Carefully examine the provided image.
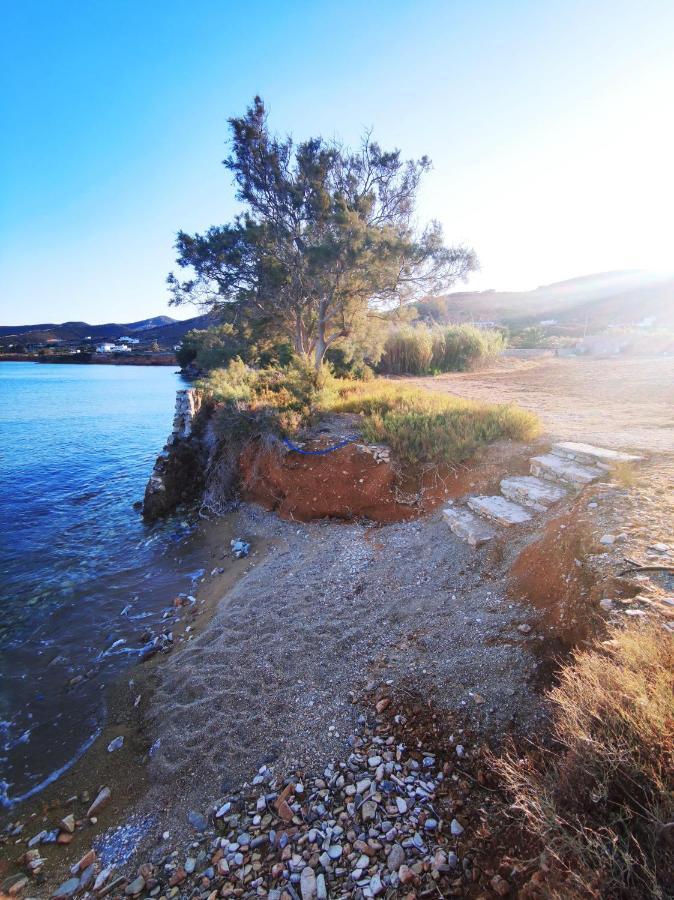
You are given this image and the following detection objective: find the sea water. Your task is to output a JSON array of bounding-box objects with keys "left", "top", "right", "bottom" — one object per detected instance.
[{"left": 0, "top": 362, "right": 199, "bottom": 807}]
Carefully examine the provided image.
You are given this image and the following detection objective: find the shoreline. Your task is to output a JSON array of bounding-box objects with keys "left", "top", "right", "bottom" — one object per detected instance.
[
  {"left": 0, "top": 512, "right": 274, "bottom": 889},
  {"left": 0, "top": 355, "right": 178, "bottom": 366}
]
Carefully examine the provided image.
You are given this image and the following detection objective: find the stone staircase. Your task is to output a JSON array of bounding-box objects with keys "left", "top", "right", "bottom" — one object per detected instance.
[{"left": 443, "top": 441, "right": 644, "bottom": 547}]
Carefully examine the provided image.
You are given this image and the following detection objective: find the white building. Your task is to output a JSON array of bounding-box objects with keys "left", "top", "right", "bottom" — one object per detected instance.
[
  {"left": 118, "top": 336, "right": 140, "bottom": 344},
  {"left": 96, "top": 343, "right": 115, "bottom": 353}
]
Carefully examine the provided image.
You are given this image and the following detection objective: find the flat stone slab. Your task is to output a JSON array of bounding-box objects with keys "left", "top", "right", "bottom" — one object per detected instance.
[
  {"left": 500, "top": 475, "right": 567, "bottom": 511},
  {"left": 442, "top": 504, "right": 496, "bottom": 547},
  {"left": 530, "top": 453, "right": 603, "bottom": 487},
  {"left": 467, "top": 495, "right": 532, "bottom": 526},
  {"left": 551, "top": 441, "right": 644, "bottom": 469}
]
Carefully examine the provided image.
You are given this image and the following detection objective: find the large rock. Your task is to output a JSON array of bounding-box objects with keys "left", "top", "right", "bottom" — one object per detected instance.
[
  {"left": 443, "top": 503, "right": 496, "bottom": 546},
  {"left": 467, "top": 495, "right": 532, "bottom": 526},
  {"left": 500, "top": 475, "right": 567, "bottom": 511},
  {"left": 551, "top": 441, "right": 644, "bottom": 469},
  {"left": 530, "top": 453, "right": 603, "bottom": 488}
]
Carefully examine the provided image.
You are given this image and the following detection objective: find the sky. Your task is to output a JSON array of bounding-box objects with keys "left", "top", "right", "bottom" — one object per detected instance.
[{"left": 1, "top": 0, "right": 674, "bottom": 325}]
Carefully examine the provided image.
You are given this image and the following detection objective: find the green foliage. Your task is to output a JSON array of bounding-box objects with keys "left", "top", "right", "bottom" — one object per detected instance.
[
  {"left": 198, "top": 362, "right": 538, "bottom": 468},
  {"left": 379, "top": 324, "right": 504, "bottom": 374},
  {"left": 177, "top": 325, "right": 292, "bottom": 371},
  {"left": 169, "top": 97, "right": 477, "bottom": 369},
  {"left": 328, "top": 381, "right": 539, "bottom": 466}
]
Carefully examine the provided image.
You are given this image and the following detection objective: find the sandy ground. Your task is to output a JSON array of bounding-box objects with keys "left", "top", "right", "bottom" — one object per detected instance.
[
  {"left": 5, "top": 355, "right": 673, "bottom": 895},
  {"left": 406, "top": 355, "right": 674, "bottom": 453},
  {"left": 146, "top": 498, "right": 546, "bottom": 810}
]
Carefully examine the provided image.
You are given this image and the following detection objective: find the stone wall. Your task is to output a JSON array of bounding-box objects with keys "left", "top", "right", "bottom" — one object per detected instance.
[{"left": 142, "top": 389, "right": 207, "bottom": 520}]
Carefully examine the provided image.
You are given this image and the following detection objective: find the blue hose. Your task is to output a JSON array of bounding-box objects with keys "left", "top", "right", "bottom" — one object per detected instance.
[{"left": 282, "top": 435, "right": 360, "bottom": 456}]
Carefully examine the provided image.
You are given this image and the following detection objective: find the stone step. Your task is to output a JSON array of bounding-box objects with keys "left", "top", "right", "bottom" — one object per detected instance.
[
  {"left": 551, "top": 441, "right": 644, "bottom": 469},
  {"left": 442, "top": 503, "right": 496, "bottom": 547},
  {"left": 530, "top": 453, "right": 603, "bottom": 487},
  {"left": 500, "top": 475, "right": 568, "bottom": 511},
  {"left": 466, "top": 495, "right": 532, "bottom": 526}
]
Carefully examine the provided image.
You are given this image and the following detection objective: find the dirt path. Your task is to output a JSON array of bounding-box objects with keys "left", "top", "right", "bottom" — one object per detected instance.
[{"left": 406, "top": 356, "right": 674, "bottom": 453}]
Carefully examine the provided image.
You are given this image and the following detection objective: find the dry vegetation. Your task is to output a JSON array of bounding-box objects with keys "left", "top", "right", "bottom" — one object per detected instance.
[
  {"left": 494, "top": 624, "right": 674, "bottom": 899},
  {"left": 198, "top": 359, "right": 539, "bottom": 468},
  {"left": 379, "top": 323, "right": 505, "bottom": 375}
]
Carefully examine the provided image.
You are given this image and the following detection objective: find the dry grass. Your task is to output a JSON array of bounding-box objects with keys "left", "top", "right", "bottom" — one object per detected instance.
[
  {"left": 379, "top": 323, "right": 505, "bottom": 375},
  {"left": 198, "top": 362, "right": 540, "bottom": 468},
  {"left": 329, "top": 380, "right": 539, "bottom": 466},
  {"left": 612, "top": 460, "right": 640, "bottom": 489},
  {"left": 494, "top": 623, "right": 674, "bottom": 899}
]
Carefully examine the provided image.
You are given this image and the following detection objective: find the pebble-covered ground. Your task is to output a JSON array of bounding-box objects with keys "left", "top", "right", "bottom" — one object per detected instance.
[{"left": 3, "top": 448, "right": 671, "bottom": 899}]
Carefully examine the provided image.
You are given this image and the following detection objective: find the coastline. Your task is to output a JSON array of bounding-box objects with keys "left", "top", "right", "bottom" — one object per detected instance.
[
  {"left": 0, "top": 354, "right": 178, "bottom": 366},
  {"left": 0, "top": 512, "right": 274, "bottom": 890}
]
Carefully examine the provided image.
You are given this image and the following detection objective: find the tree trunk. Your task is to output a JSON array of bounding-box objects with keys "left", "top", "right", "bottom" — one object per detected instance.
[{"left": 314, "top": 299, "right": 328, "bottom": 371}]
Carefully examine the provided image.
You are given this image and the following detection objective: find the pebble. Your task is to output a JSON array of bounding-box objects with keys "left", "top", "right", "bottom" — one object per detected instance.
[
  {"left": 450, "top": 818, "right": 464, "bottom": 836},
  {"left": 107, "top": 735, "right": 125, "bottom": 753},
  {"left": 65, "top": 715, "right": 483, "bottom": 899},
  {"left": 300, "top": 865, "right": 316, "bottom": 900},
  {"left": 387, "top": 843, "right": 406, "bottom": 871},
  {"left": 187, "top": 810, "right": 208, "bottom": 831},
  {"left": 600, "top": 534, "right": 616, "bottom": 545}
]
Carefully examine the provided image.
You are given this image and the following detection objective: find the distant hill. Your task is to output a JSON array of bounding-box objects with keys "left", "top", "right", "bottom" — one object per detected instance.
[
  {"left": 0, "top": 313, "right": 215, "bottom": 348},
  {"left": 420, "top": 271, "right": 674, "bottom": 331}
]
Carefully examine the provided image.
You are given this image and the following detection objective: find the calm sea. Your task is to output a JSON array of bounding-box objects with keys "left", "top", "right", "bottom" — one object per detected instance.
[{"left": 0, "top": 362, "right": 202, "bottom": 808}]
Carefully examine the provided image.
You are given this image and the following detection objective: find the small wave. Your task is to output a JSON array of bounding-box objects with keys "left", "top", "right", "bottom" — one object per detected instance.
[{"left": 0, "top": 726, "right": 101, "bottom": 808}]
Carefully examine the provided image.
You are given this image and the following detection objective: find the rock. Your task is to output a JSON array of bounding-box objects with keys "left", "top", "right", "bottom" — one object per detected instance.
[
  {"left": 443, "top": 504, "right": 497, "bottom": 547},
  {"left": 60, "top": 814, "right": 75, "bottom": 834},
  {"left": 361, "top": 800, "right": 377, "bottom": 822},
  {"left": 316, "top": 873, "right": 327, "bottom": 900},
  {"left": 450, "top": 818, "right": 464, "bottom": 836},
  {"left": 107, "top": 735, "right": 125, "bottom": 752},
  {"left": 600, "top": 534, "right": 616, "bottom": 545},
  {"left": 398, "top": 864, "right": 415, "bottom": 885},
  {"left": 517, "top": 623, "right": 532, "bottom": 634},
  {"left": 500, "top": 475, "right": 567, "bottom": 511},
  {"left": 424, "top": 818, "right": 438, "bottom": 830},
  {"left": 467, "top": 495, "right": 532, "bottom": 526},
  {"left": 77, "top": 849, "right": 96, "bottom": 871},
  {"left": 370, "top": 873, "right": 384, "bottom": 895},
  {"left": 375, "top": 698, "right": 390, "bottom": 713},
  {"left": 87, "top": 786, "right": 111, "bottom": 817},
  {"left": 395, "top": 797, "right": 407, "bottom": 814},
  {"left": 300, "top": 866, "right": 316, "bottom": 900},
  {"left": 530, "top": 453, "right": 603, "bottom": 488},
  {"left": 125, "top": 875, "right": 146, "bottom": 896},
  {"left": 231, "top": 539, "right": 250, "bottom": 559},
  {"left": 551, "top": 441, "right": 643, "bottom": 467},
  {"left": 187, "top": 810, "right": 208, "bottom": 831},
  {"left": 387, "top": 843, "right": 406, "bottom": 872},
  {"left": 491, "top": 874, "right": 510, "bottom": 895},
  {"left": 7, "top": 877, "right": 28, "bottom": 896},
  {"left": 52, "top": 877, "right": 80, "bottom": 899},
  {"left": 599, "top": 598, "right": 614, "bottom": 611}
]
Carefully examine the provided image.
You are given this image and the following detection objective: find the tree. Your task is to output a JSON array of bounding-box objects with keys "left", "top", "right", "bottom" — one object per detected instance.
[{"left": 168, "top": 97, "right": 477, "bottom": 370}]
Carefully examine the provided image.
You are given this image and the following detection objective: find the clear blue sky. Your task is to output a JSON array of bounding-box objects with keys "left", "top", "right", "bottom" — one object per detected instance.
[{"left": 2, "top": 0, "right": 673, "bottom": 325}]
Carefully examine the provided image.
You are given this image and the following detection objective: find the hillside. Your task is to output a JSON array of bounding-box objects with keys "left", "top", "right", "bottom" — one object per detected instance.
[
  {"left": 422, "top": 270, "right": 674, "bottom": 330},
  {"left": 0, "top": 313, "right": 215, "bottom": 348}
]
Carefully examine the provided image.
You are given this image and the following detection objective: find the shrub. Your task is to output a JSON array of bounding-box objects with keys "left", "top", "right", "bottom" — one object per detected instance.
[
  {"left": 379, "top": 324, "right": 505, "bottom": 375},
  {"left": 494, "top": 624, "right": 674, "bottom": 899},
  {"left": 329, "top": 381, "right": 539, "bottom": 466},
  {"left": 379, "top": 326, "right": 435, "bottom": 375}
]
